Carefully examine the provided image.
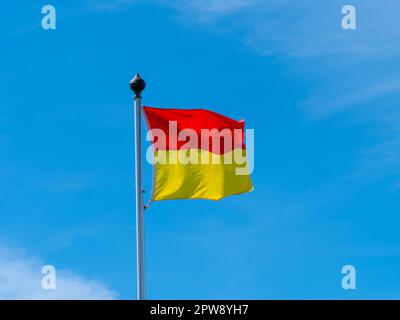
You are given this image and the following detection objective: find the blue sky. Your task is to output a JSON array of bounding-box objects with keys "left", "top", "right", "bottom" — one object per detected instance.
[{"left": 1, "top": 0, "right": 400, "bottom": 299}]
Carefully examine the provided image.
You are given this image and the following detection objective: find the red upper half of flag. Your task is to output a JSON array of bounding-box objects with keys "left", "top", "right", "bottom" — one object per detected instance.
[{"left": 143, "top": 106, "right": 246, "bottom": 154}]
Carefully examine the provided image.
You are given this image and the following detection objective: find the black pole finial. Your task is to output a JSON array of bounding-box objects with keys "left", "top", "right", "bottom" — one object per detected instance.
[{"left": 130, "top": 74, "right": 146, "bottom": 98}]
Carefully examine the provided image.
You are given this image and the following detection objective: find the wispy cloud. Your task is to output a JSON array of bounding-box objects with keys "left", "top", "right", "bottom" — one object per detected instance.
[
  {"left": 88, "top": 0, "right": 400, "bottom": 90},
  {"left": 88, "top": 0, "right": 142, "bottom": 12},
  {"left": 89, "top": 0, "right": 261, "bottom": 14},
  {"left": 302, "top": 79, "right": 400, "bottom": 119},
  {"left": 161, "top": 0, "right": 400, "bottom": 180},
  {"left": 170, "top": 0, "right": 264, "bottom": 21},
  {"left": 88, "top": 0, "right": 400, "bottom": 180},
  {"left": 0, "top": 244, "right": 117, "bottom": 299}
]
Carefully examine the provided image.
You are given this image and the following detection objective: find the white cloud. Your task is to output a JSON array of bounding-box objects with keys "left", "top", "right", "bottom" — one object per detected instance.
[{"left": 0, "top": 244, "right": 117, "bottom": 299}]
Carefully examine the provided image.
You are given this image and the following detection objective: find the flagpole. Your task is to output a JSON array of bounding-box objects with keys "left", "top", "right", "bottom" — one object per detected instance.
[{"left": 130, "top": 74, "right": 146, "bottom": 300}]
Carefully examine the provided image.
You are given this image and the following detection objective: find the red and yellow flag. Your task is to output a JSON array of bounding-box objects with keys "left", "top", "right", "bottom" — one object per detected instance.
[{"left": 143, "top": 106, "right": 253, "bottom": 201}]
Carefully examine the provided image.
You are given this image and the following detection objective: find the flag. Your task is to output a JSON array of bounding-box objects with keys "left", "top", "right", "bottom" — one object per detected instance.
[{"left": 143, "top": 106, "right": 253, "bottom": 201}]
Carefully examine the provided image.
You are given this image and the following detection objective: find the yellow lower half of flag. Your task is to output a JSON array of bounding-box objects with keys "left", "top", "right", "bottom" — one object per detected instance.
[{"left": 151, "top": 149, "right": 253, "bottom": 201}]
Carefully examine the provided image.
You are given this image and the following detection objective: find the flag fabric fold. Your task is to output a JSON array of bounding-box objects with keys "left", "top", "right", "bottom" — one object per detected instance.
[{"left": 143, "top": 106, "right": 253, "bottom": 201}]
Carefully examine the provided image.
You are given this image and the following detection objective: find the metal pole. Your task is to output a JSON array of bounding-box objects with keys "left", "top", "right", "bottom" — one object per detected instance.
[{"left": 130, "top": 74, "right": 146, "bottom": 300}]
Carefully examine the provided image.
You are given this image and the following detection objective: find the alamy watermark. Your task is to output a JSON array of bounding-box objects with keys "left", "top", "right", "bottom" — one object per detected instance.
[
  {"left": 145, "top": 121, "right": 254, "bottom": 175},
  {"left": 341, "top": 5, "right": 356, "bottom": 30},
  {"left": 41, "top": 265, "right": 56, "bottom": 290},
  {"left": 341, "top": 265, "right": 356, "bottom": 290},
  {"left": 41, "top": 5, "right": 56, "bottom": 30}
]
